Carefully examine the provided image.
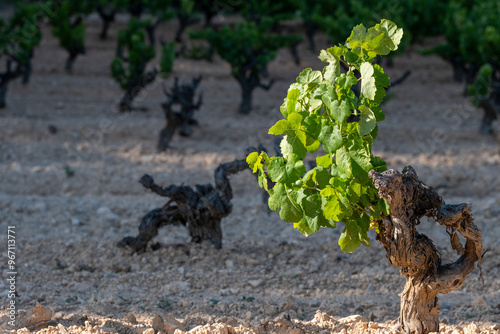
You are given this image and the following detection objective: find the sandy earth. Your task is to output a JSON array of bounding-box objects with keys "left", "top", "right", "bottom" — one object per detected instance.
[{"left": 0, "top": 13, "right": 499, "bottom": 334}]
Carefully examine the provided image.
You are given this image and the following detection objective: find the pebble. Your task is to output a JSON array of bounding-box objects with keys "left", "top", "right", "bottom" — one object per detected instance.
[
  {"left": 71, "top": 218, "right": 82, "bottom": 225},
  {"left": 248, "top": 279, "right": 263, "bottom": 288},
  {"left": 338, "top": 315, "right": 366, "bottom": 325},
  {"left": 225, "top": 259, "right": 235, "bottom": 268},
  {"left": 463, "top": 323, "right": 480, "bottom": 334},
  {"left": 471, "top": 296, "right": 488, "bottom": 307}
]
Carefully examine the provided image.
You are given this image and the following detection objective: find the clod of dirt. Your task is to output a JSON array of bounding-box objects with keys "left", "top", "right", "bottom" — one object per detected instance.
[
  {"left": 16, "top": 304, "right": 53, "bottom": 330},
  {"left": 152, "top": 314, "right": 185, "bottom": 333}
]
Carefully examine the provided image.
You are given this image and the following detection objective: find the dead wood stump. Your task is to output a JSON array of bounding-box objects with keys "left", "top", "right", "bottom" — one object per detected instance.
[{"left": 118, "top": 159, "right": 247, "bottom": 251}]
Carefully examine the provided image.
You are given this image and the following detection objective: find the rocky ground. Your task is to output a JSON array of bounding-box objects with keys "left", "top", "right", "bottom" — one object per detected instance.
[{"left": 0, "top": 13, "right": 499, "bottom": 334}]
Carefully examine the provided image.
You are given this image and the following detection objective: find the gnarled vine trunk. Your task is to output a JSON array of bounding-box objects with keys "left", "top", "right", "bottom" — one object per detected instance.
[
  {"left": 369, "top": 166, "right": 482, "bottom": 334},
  {"left": 118, "top": 159, "right": 247, "bottom": 252}
]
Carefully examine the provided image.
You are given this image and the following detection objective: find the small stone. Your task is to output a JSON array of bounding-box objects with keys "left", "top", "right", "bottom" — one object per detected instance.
[
  {"left": 97, "top": 206, "right": 111, "bottom": 215},
  {"left": 178, "top": 299, "right": 191, "bottom": 308},
  {"left": 57, "top": 324, "right": 68, "bottom": 334},
  {"left": 152, "top": 314, "right": 184, "bottom": 333},
  {"left": 352, "top": 321, "right": 368, "bottom": 331},
  {"left": 248, "top": 279, "right": 263, "bottom": 288},
  {"left": 125, "top": 314, "right": 137, "bottom": 324},
  {"left": 471, "top": 296, "right": 488, "bottom": 307},
  {"left": 244, "top": 311, "right": 253, "bottom": 320},
  {"left": 71, "top": 218, "right": 82, "bottom": 225},
  {"left": 463, "top": 323, "right": 479, "bottom": 334},
  {"left": 338, "top": 315, "right": 366, "bottom": 325},
  {"left": 225, "top": 260, "right": 234, "bottom": 268},
  {"left": 219, "top": 288, "right": 232, "bottom": 296},
  {"left": 16, "top": 304, "right": 53, "bottom": 329},
  {"left": 142, "top": 329, "right": 155, "bottom": 334},
  {"left": 167, "top": 281, "right": 189, "bottom": 291}
]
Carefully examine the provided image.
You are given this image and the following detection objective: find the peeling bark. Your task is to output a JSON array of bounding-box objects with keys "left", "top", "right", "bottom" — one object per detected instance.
[
  {"left": 369, "top": 166, "right": 482, "bottom": 334},
  {"left": 118, "top": 159, "right": 247, "bottom": 252}
]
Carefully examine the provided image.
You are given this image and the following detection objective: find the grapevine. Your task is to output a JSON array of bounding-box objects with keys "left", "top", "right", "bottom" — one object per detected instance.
[{"left": 247, "top": 19, "right": 402, "bottom": 252}]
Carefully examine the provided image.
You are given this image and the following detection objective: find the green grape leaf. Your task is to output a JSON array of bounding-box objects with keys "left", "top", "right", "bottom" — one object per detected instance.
[
  {"left": 339, "top": 220, "right": 361, "bottom": 253},
  {"left": 316, "top": 154, "right": 332, "bottom": 168},
  {"left": 294, "top": 221, "right": 314, "bottom": 236},
  {"left": 360, "top": 62, "right": 376, "bottom": 100},
  {"left": 320, "top": 187, "right": 335, "bottom": 197},
  {"left": 246, "top": 152, "right": 259, "bottom": 172},
  {"left": 358, "top": 213, "right": 371, "bottom": 247},
  {"left": 358, "top": 105, "right": 376, "bottom": 136},
  {"left": 324, "top": 196, "right": 341, "bottom": 221},
  {"left": 269, "top": 119, "right": 292, "bottom": 135},
  {"left": 338, "top": 192, "right": 353, "bottom": 216},
  {"left": 284, "top": 88, "right": 301, "bottom": 117},
  {"left": 319, "top": 48, "right": 340, "bottom": 83},
  {"left": 302, "top": 113, "right": 322, "bottom": 139},
  {"left": 346, "top": 24, "right": 367, "bottom": 50},
  {"left": 267, "top": 156, "right": 285, "bottom": 182},
  {"left": 268, "top": 183, "right": 303, "bottom": 222},
  {"left": 328, "top": 100, "right": 351, "bottom": 123},
  {"left": 280, "top": 132, "right": 307, "bottom": 160},
  {"left": 280, "top": 194, "right": 303, "bottom": 222},
  {"left": 335, "top": 147, "right": 352, "bottom": 178},
  {"left": 284, "top": 155, "right": 306, "bottom": 186},
  {"left": 379, "top": 19, "right": 403, "bottom": 52},
  {"left": 269, "top": 112, "right": 302, "bottom": 135},
  {"left": 373, "top": 64, "right": 390, "bottom": 87},
  {"left": 268, "top": 183, "right": 285, "bottom": 211},
  {"left": 297, "top": 68, "right": 322, "bottom": 85},
  {"left": 371, "top": 156, "right": 387, "bottom": 172},
  {"left": 318, "top": 124, "right": 342, "bottom": 153},
  {"left": 300, "top": 193, "right": 326, "bottom": 233}
]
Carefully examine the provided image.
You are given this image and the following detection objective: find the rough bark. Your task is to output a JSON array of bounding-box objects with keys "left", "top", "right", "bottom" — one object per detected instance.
[
  {"left": 119, "top": 69, "right": 158, "bottom": 112},
  {"left": 0, "top": 80, "right": 8, "bottom": 109},
  {"left": 158, "top": 76, "right": 203, "bottom": 150},
  {"left": 0, "top": 59, "right": 23, "bottom": 108},
  {"left": 304, "top": 19, "right": 318, "bottom": 52},
  {"left": 64, "top": 17, "right": 85, "bottom": 72},
  {"left": 235, "top": 65, "right": 274, "bottom": 115},
  {"left": 97, "top": 5, "right": 116, "bottom": 40},
  {"left": 118, "top": 159, "right": 247, "bottom": 252},
  {"left": 478, "top": 98, "right": 498, "bottom": 135},
  {"left": 173, "top": 1, "right": 199, "bottom": 43},
  {"left": 369, "top": 166, "right": 482, "bottom": 334},
  {"left": 289, "top": 42, "right": 301, "bottom": 65}
]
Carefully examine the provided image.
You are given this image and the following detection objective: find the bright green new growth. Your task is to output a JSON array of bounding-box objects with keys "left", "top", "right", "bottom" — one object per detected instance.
[{"left": 247, "top": 19, "right": 402, "bottom": 253}]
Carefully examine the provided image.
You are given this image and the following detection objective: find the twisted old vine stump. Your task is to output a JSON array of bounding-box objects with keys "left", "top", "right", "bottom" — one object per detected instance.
[
  {"left": 118, "top": 159, "right": 247, "bottom": 252},
  {"left": 158, "top": 76, "right": 203, "bottom": 151},
  {"left": 369, "top": 166, "right": 482, "bottom": 334}
]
